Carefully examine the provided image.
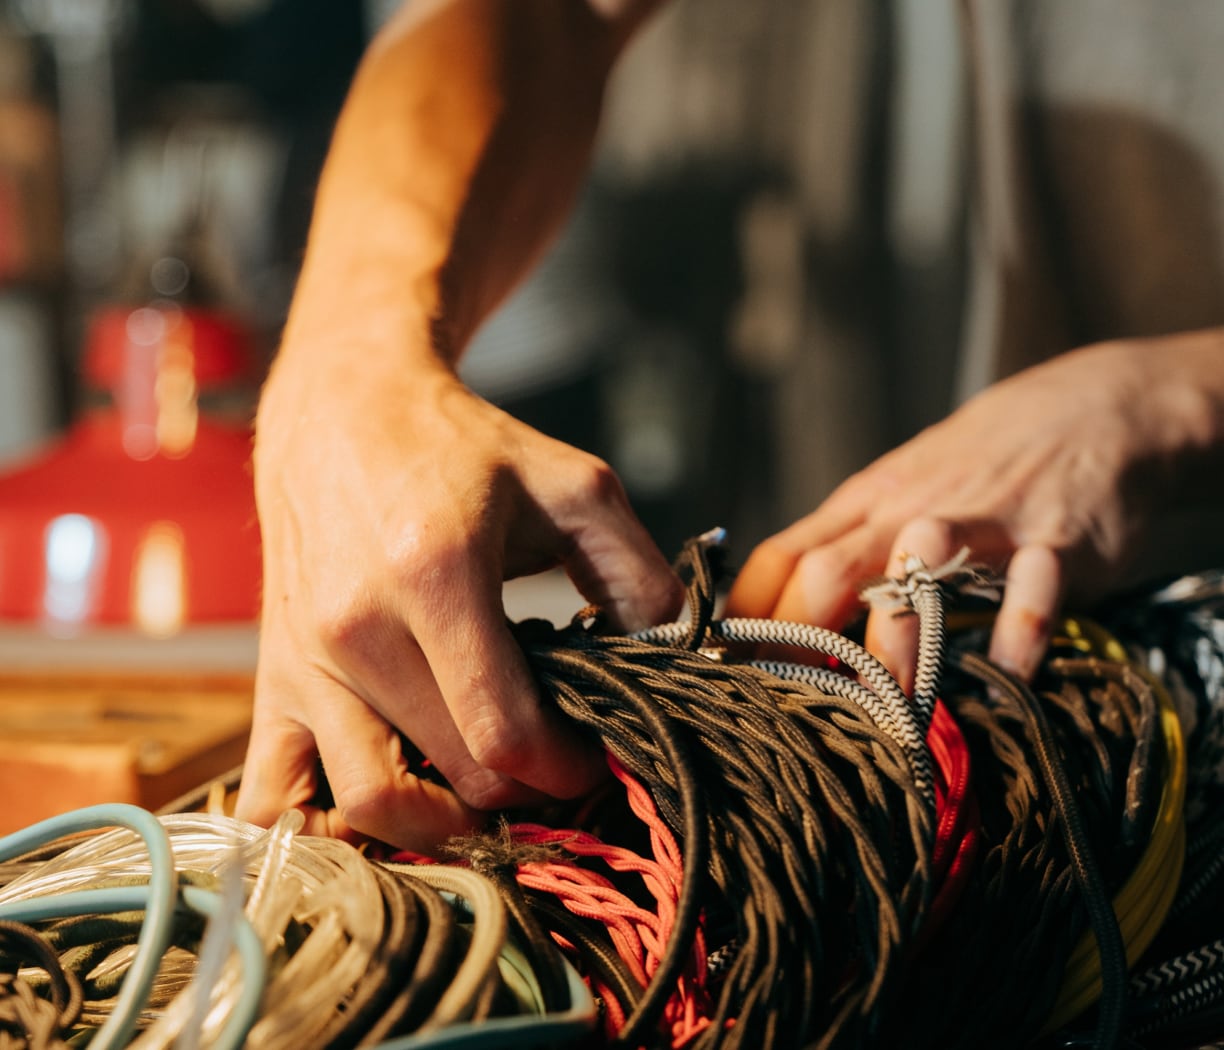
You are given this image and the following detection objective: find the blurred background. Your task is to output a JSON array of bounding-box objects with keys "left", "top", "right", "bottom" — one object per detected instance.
[{"left": 0, "top": 0, "right": 968, "bottom": 642}]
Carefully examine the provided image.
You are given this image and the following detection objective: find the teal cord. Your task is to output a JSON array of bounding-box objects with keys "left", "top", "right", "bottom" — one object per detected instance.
[
  {"left": 0, "top": 804, "right": 177, "bottom": 1050},
  {"left": 179, "top": 885, "right": 267, "bottom": 1050},
  {"left": 0, "top": 884, "right": 265, "bottom": 1050}
]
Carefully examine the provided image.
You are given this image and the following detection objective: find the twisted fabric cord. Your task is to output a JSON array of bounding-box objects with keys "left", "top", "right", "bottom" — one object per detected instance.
[
  {"left": 523, "top": 645, "right": 709, "bottom": 1050},
  {"left": 635, "top": 617, "right": 934, "bottom": 809},
  {"left": 859, "top": 547, "right": 1001, "bottom": 737},
  {"left": 525, "top": 896, "right": 641, "bottom": 1033},
  {"left": 953, "top": 650, "right": 1128, "bottom": 1050},
  {"left": 513, "top": 536, "right": 935, "bottom": 1047},
  {"left": 881, "top": 632, "right": 1164, "bottom": 1048},
  {"left": 509, "top": 753, "right": 710, "bottom": 1045},
  {"left": 0, "top": 919, "right": 82, "bottom": 1050}
]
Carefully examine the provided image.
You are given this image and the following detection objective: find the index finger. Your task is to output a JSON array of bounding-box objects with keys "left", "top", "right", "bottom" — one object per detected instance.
[
  {"left": 408, "top": 557, "right": 608, "bottom": 803},
  {"left": 727, "top": 505, "right": 871, "bottom": 620}
]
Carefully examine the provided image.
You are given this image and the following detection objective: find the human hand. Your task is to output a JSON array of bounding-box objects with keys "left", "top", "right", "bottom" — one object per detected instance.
[
  {"left": 726, "top": 334, "right": 1220, "bottom": 692},
  {"left": 235, "top": 351, "right": 682, "bottom": 853}
]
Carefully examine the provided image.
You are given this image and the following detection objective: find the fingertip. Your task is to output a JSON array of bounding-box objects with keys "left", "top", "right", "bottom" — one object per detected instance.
[
  {"left": 769, "top": 537, "right": 886, "bottom": 631},
  {"left": 234, "top": 717, "right": 320, "bottom": 828},
  {"left": 863, "top": 518, "right": 973, "bottom": 696},
  {"left": 725, "top": 538, "right": 801, "bottom": 619},
  {"left": 989, "top": 544, "right": 1063, "bottom": 681}
]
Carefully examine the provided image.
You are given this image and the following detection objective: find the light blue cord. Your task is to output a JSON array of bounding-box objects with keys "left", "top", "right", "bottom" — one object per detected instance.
[
  {"left": 179, "top": 885, "right": 267, "bottom": 1050},
  {"left": 0, "top": 884, "right": 265, "bottom": 1050},
  {"left": 0, "top": 803, "right": 177, "bottom": 1050}
]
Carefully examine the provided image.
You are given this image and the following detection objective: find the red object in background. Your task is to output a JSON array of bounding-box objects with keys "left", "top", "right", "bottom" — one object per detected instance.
[{"left": 0, "top": 302, "right": 261, "bottom": 631}]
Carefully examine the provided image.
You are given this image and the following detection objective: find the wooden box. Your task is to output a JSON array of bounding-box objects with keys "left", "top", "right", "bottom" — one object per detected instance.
[{"left": 0, "top": 670, "right": 252, "bottom": 834}]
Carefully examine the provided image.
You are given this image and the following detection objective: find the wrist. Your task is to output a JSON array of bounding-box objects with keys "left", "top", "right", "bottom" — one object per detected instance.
[
  {"left": 256, "top": 321, "right": 459, "bottom": 470},
  {"left": 1146, "top": 327, "right": 1224, "bottom": 508},
  {"left": 1087, "top": 328, "right": 1224, "bottom": 512}
]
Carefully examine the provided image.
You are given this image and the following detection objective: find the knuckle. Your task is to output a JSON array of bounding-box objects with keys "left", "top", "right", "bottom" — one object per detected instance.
[
  {"left": 753, "top": 532, "right": 795, "bottom": 564},
  {"left": 463, "top": 709, "right": 530, "bottom": 776},
  {"left": 897, "top": 514, "right": 957, "bottom": 547},
  {"left": 796, "top": 545, "right": 865, "bottom": 591},
  {"left": 570, "top": 454, "right": 625, "bottom": 507},
  {"left": 887, "top": 516, "right": 959, "bottom": 568},
  {"left": 386, "top": 524, "right": 479, "bottom": 609},
  {"left": 311, "top": 525, "right": 482, "bottom": 653},
  {"left": 312, "top": 581, "right": 380, "bottom": 652},
  {"left": 331, "top": 777, "right": 396, "bottom": 837},
  {"left": 449, "top": 769, "right": 523, "bottom": 812}
]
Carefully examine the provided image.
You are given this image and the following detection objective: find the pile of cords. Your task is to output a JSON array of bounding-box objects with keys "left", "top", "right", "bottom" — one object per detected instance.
[
  {"left": 1081, "top": 573, "right": 1224, "bottom": 1050},
  {"left": 499, "top": 531, "right": 974, "bottom": 1049},
  {"left": 499, "top": 534, "right": 1182, "bottom": 1050},
  {"left": 0, "top": 529, "right": 1211, "bottom": 1049},
  {"left": 0, "top": 805, "right": 598, "bottom": 1049},
  {"left": 883, "top": 618, "right": 1184, "bottom": 1049}
]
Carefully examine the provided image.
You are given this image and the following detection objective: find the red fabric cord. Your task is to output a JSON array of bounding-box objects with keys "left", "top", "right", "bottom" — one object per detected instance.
[
  {"left": 921, "top": 700, "right": 981, "bottom": 945},
  {"left": 511, "top": 753, "right": 711, "bottom": 1046}
]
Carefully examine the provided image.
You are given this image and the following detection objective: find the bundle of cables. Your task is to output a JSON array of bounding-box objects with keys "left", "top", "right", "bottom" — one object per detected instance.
[
  {"left": 0, "top": 806, "right": 598, "bottom": 1049},
  {"left": 0, "top": 530, "right": 1210, "bottom": 1049},
  {"left": 1083, "top": 574, "right": 1224, "bottom": 1050}
]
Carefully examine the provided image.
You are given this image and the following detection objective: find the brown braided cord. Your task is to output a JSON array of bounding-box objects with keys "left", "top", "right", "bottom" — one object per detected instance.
[
  {"left": 0, "top": 919, "right": 82, "bottom": 1050},
  {"left": 514, "top": 617, "right": 935, "bottom": 1050},
  {"left": 0, "top": 973, "right": 66, "bottom": 1050},
  {"left": 881, "top": 643, "right": 1163, "bottom": 1050}
]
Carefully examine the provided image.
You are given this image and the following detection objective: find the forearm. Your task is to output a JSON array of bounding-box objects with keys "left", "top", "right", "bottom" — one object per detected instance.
[{"left": 280, "top": 0, "right": 656, "bottom": 374}]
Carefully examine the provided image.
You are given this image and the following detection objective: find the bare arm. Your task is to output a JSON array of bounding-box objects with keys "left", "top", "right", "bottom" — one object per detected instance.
[
  {"left": 236, "top": 0, "right": 678, "bottom": 853},
  {"left": 286, "top": 0, "right": 662, "bottom": 363}
]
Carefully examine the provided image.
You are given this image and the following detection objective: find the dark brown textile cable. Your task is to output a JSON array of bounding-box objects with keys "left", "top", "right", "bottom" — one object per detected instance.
[
  {"left": 460, "top": 854, "right": 572, "bottom": 1015},
  {"left": 525, "top": 642, "right": 710, "bottom": 1050},
  {"left": 956, "top": 651, "right": 1128, "bottom": 1049},
  {"left": 525, "top": 895, "right": 644, "bottom": 1022},
  {"left": 892, "top": 650, "right": 1131, "bottom": 1050},
  {"left": 313, "top": 862, "right": 424, "bottom": 1050},
  {"left": 0, "top": 919, "right": 82, "bottom": 1050},
  {"left": 356, "top": 868, "right": 461, "bottom": 1046},
  {"left": 510, "top": 594, "right": 934, "bottom": 1048},
  {"left": 872, "top": 638, "right": 1162, "bottom": 1050}
]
